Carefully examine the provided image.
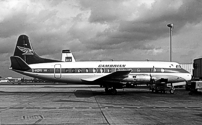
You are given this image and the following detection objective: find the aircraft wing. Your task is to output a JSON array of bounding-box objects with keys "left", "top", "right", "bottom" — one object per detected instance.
[{"left": 81, "top": 70, "right": 131, "bottom": 82}]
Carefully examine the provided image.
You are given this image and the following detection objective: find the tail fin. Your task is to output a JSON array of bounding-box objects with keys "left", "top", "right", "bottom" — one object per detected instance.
[{"left": 13, "top": 35, "right": 61, "bottom": 64}]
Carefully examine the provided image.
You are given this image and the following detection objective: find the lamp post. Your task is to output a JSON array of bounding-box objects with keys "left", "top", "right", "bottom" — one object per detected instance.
[{"left": 167, "top": 23, "right": 173, "bottom": 62}]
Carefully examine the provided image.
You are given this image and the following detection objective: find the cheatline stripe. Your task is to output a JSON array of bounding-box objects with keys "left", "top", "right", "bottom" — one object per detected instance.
[{"left": 30, "top": 68, "right": 188, "bottom": 74}]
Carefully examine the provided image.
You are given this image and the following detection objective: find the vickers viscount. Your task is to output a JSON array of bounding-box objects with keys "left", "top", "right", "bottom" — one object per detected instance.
[{"left": 10, "top": 35, "right": 191, "bottom": 94}]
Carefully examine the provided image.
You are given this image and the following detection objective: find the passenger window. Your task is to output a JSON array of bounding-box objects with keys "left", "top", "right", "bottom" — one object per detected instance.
[
  {"left": 153, "top": 67, "right": 156, "bottom": 72},
  {"left": 71, "top": 68, "right": 75, "bottom": 73},
  {"left": 161, "top": 68, "right": 165, "bottom": 73},
  {"left": 137, "top": 68, "right": 140, "bottom": 72},
  {"left": 85, "top": 68, "right": 89, "bottom": 73},
  {"left": 107, "top": 68, "right": 111, "bottom": 73},
  {"left": 56, "top": 68, "right": 60, "bottom": 73},
  {"left": 93, "top": 68, "right": 97, "bottom": 73},
  {"left": 65, "top": 69, "right": 69, "bottom": 73},
  {"left": 100, "top": 68, "right": 104, "bottom": 73},
  {"left": 78, "top": 69, "right": 82, "bottom": 73}
]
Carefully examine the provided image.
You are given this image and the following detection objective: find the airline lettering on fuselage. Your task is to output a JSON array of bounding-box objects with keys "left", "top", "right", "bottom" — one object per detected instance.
[{"left": 98, "top": 64, "right": 126, "bottom": 68}]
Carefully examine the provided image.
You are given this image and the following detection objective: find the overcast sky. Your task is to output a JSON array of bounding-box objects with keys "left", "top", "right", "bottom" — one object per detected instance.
[{"left": 1, "top": 0, "right": 202, "bottom": 77}]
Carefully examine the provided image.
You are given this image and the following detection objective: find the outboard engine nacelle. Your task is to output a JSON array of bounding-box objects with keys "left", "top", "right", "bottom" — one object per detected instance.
[{"left": 123, "top": 75, "right": 151, "bottom": 82}]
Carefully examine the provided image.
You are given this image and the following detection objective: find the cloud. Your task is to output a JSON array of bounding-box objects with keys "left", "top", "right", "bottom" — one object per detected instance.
[
  {"left": 0, "top": 0, "right": 202, "bottom": 77},
  {"left": 75, "top": 0, "right": 202, "bottom": 51}
]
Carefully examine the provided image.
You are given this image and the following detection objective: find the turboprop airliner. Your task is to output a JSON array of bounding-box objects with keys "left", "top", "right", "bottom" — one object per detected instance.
[{"left": 10, "top": 35, "right": 191, "bottom": 94}]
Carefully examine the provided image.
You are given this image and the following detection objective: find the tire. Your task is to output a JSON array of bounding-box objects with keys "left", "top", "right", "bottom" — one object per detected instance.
[
  {"left": 111, "top": 89, "right": 117, "bottom": 95},
  {"left": 170, "top": 89, "right": 174, "bottom": 94},
  {"left": 105, "top": 88, "right": 109, "bottom": 94}
]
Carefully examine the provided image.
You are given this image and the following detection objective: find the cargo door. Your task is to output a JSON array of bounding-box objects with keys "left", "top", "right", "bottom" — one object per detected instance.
[{"left": 54, "top": 64, "right": 61, "bottom": 79}]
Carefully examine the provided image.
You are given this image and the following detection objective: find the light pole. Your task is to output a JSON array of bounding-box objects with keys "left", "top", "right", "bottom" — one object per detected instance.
[{"left": 167, "top": 23, "right": 173, "bottom": 62}]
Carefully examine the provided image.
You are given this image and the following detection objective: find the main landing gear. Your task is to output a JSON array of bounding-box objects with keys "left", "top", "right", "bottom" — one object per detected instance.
[{"left": 105, "top": 87, "right": 117, "bottom": 95}]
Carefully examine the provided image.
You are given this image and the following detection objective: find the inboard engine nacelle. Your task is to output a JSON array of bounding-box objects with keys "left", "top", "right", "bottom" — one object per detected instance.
[{"left": 123, "top": 75, "right": 151, "bottom": 82}]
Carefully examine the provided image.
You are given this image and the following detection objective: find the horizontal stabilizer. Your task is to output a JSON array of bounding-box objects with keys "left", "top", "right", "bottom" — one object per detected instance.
[{"left": 10, "top": 56, "right": 31, "bottom": 71}]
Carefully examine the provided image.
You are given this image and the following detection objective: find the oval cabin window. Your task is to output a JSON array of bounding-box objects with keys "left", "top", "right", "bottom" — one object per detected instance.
[
  {"left": 71, "top": 69, "right": 75, "bottom": 73},
  {"left": 93, "top": 68, "right": 97, "bottom": 73},
  {"left": 85, "top": 69, "right": 89, "bottom": 73},
  {"left": 78, "top": 69, "right": 82, "bottom": 73}
]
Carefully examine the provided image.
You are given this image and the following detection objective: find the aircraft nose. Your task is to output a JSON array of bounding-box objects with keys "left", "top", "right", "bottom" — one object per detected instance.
[
  {"left": 179, "top": 74, "right": 192, "bottom": 82},
  {"left": 185, "top": 74, "right": 192, "bottom": 81}
]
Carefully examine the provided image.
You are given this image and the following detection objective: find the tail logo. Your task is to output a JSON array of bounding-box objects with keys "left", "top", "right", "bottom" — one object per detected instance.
[{"left": 17, "top": 46, "right": 34, "bottom": 55}]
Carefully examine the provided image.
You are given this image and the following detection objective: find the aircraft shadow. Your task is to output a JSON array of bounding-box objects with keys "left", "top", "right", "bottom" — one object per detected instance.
[{"left": 0, "top": 89, "right": 154, "bottom": 97}]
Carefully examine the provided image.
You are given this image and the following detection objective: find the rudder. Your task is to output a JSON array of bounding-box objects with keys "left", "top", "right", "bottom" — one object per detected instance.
[{"left": 14, "top": 35, "right": 34, "bottom": 60}]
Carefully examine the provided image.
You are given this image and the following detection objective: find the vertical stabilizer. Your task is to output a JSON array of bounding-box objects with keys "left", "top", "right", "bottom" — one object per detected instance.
[
  {"left": 13, "top": 35, "right": 61, "bottom": 64},
  {"left": 14, "top": 35, "right": 34, "bottom": 61}
]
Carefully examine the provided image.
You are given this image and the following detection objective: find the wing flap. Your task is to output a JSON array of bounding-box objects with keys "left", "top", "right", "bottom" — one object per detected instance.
[{"left": 81, "top": 76, "right": 104, "bottom": 82}]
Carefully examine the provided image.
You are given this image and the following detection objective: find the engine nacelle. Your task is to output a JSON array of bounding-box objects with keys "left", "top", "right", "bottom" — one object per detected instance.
[{"left": 123, "top": 75, "right": 151, "bottom": 82}]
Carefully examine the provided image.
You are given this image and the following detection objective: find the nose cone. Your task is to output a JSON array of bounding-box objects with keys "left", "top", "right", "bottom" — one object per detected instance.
[{"left": 185, "top": 74, "right": 192, "bottom": 81}]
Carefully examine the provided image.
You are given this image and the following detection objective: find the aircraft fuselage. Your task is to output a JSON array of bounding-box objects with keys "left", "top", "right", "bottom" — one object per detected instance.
[{"left": 14, "top": 61, "right": 191, "bottom": 84}]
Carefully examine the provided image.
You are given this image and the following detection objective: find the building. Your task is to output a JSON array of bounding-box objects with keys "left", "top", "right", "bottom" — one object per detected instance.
[{"left": 180, "top": 63, "right": 193, "bottom": 76}]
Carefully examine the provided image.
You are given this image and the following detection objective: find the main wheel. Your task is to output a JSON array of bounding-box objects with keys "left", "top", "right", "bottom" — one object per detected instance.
[
  {"left": 170, "top": 89, "right": 174, "bottom": 94},
  {"left": 105, "top": 87, "right": 110, "bottom": 94},
  {"left": 111, "top": 89, "right": 117, "bottom": 95}
]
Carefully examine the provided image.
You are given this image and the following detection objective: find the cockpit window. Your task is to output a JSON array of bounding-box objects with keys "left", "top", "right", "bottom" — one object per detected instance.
[{"left": 176, "top": 65, "right": 181, "bottom": 69}]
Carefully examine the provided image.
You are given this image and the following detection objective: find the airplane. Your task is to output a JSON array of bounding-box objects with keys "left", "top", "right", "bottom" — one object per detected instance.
[{"left": 10, "top": 35, "right": 192, "bottom": 94}]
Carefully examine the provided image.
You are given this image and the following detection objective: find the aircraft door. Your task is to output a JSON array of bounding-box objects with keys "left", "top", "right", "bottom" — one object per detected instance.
[{"left": 54, "top": 64, "right": 61, "bottom": 79}]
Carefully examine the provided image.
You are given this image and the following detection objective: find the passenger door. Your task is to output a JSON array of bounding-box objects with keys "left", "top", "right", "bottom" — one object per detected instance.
[{"left": 54, "top": 64, "right": 61, "bottom": 79}]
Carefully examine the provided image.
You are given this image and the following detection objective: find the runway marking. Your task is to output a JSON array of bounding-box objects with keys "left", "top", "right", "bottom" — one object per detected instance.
[
  {"left": 92, "top": 107, "right": 100, "bottom": 109},
  {"left": 42, "top": 107, "right": 56, "bottom": 109},
  {"left": 75, "top": 107, "right": 89, "bottom": 109},
  {"left": 2, "top": 106, "right": 202, "bottom": 110},
  {"left": 26, "top": 107, "right": 40, "bottom": 109},
  {"left": 9, "top": 107, "right": 24, "bottom": 109},
  {"left": 187, "top": 107, "right": 201, "bottom": 109},
  {"left": 0, "top": 107, "right": 7, "bottom": 109},
  {"left": 58, "top": 107, "right": 73, "bottom": 109}
]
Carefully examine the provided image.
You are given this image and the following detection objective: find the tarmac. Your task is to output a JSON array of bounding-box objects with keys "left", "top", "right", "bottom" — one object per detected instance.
[{"left": 0, "top": 84, "right": 201, "bottom": 125}]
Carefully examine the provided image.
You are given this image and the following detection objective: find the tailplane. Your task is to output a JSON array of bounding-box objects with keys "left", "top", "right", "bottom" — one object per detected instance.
[
  {"left": 10, "top": 56, "right": 31, "bottom": 71},
  {"left": 13, "top": 35, "right": 61, "bottom": 64}
]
